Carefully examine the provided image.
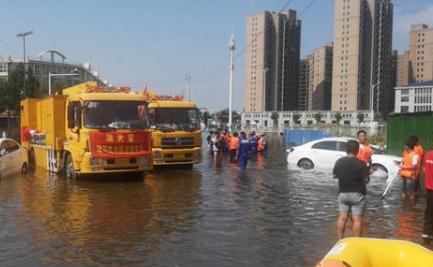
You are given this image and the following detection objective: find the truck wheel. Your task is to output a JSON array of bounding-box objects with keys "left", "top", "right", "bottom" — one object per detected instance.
[
  {"left": 65, "top": 154, "right": 76, "bottom": 179},
  {"left": 28, "top": 149, "right": 36, "bottom": 173}
]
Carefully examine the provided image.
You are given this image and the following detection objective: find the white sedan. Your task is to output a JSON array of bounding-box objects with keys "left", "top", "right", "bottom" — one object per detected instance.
[
  {"left": 286, "top": 137, "right": 401, "bottom": 180},
  {"left": 0, "top": 138, "right": 28, "bottom": 179}
]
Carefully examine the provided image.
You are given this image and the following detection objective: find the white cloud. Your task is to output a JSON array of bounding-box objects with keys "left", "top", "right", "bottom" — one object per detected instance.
[{"left": 394, "top": 5, "right": 433, "bottom": 51}]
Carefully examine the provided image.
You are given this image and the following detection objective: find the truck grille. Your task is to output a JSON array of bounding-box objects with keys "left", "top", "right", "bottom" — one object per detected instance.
[{"left": 161, "top": 137, "right": 194, "bottom": 147}]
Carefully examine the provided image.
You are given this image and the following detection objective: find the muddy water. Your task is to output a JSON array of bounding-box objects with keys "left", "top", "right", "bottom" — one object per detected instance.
[{"left": 0, "top": 136, "right": 428, "bottom": 266}]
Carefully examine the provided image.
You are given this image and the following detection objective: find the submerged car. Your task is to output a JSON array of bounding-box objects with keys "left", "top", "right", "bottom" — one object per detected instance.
[
  {"left": 0, "top": 138, "right": 28, "bottom": 179},
  {"left": 286, "top": 137, "right": 401, "bottom": 179}
]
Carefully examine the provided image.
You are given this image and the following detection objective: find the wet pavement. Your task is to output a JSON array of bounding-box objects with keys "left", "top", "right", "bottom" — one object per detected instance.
[{"left": 0, "top": 135, "right": 430, "bottom": 266}]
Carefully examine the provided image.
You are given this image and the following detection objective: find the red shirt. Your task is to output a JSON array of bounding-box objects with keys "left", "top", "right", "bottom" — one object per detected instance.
[{"left": 423, "top": 150, "right": 433, "bottom": 190}]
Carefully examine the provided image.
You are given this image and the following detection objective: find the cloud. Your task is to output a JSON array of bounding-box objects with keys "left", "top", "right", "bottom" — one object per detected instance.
[{"left": 393, "top": 5, "right": 433, "bottom": 51}]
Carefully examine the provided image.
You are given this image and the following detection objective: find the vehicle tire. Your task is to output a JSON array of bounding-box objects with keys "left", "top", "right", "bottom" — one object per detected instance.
[
  {"left": 371, "top": 164, "right": 388, "bottom": 179},
  {"left": 298, "top": 158, "right": 314, "bottom": 170},
  {"left": 28, "top": 149, "right": 36, "bottom": 173},
  {"left": 21, "top": 162, "right": 28, "bottom": 175},
  {"left": 65, "top": 154, "right": 76, "bottom": 179}
]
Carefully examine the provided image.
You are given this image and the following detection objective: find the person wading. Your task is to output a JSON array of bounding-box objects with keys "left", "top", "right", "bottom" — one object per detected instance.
[
  {"left": 229, "top": 132, "right": 240, "bottom": 162},
  {"left": 237, "top": 132, "right": 251, "bottom": 170},
  {"left": 422, "top": 148, "right": 433, "bottom": 244},
  {"left": 399, "top": 140, "right": 420, "bottom": 201},
  {"left": 409, "top": 135, "right": 424, "bottom": 196},
  {"left": 356, "top": 130, "right": 373, "bottom": 168},
  {"left": 257, "top": 132, "right": 268, "bottom": 153},
  {"left": 333, "top": 140, "right": 370, "bottom": 239},
  {"left": 211, "top": 131, "right": 225, "bottom": 164}
]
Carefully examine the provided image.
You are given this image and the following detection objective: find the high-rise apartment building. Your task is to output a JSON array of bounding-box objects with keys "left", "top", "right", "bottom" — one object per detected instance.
[
  {"left": 409, "top": 24, "right": 433, "bottom": 83},
  {"left": 244, "top": 10, "right": 301, "bottom": 112},
  {"left": 331, "top": 0, "right": 393, "bottom": 114},
  {"left": 298, "top": 55, "right": 313, "bottom": 110},
  {"left": 396, "top": 51, "right": 411, "bottom": 87},
  {"left": 311, "top": 44, "right": 333, "bottom": 110}
]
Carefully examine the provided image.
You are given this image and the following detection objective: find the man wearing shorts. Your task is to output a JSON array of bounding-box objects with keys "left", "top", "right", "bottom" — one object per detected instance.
[{"left": 333, "top": 140, "right": 370, "bottom": 239}]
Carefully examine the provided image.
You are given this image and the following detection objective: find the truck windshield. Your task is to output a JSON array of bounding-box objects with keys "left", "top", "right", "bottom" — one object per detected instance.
[
  {"left": 84, "top": 101, "right": 149, "bottom": 129},
  {"left": 149, "top": 108, "right": 200, "bottom": 131}
]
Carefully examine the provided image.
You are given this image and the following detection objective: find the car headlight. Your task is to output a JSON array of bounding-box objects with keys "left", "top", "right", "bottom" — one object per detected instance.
[
  {"left": 89, "top": 157, "right": 101, "bottom": 166},
  {"left": 154, "top": 151, "right": 162, "bottom": 159}
]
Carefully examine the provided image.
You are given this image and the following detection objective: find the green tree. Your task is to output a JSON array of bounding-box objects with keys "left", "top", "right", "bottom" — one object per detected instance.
[
  {"left": 292, "top": 113, "right": 300, "bottom": 125},
  {"left": 334, "top": 112, "right": 342, "bottom": 125},
  {"left": 271, "top": 111, "right": 279, "bottom": 127},
  {"left": 0, "top": 65, "right": 24, "bottom": 112},
  {"left": 314, "top": 112, "right": 322, "bottom": 124},
  {"left": 375, "top": 112, "right": 385, "bottom": 122},
  {"left": 357, "top": 113, "right": 365, "bottom": 124}
]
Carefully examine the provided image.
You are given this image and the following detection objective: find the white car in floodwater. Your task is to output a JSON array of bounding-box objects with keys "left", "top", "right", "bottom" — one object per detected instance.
[
  {"left": 0, "top": 138, "right": 28, "bottom": 179},
  {"left": 286, "top": 137, "right": 401, "bottom": 180}
]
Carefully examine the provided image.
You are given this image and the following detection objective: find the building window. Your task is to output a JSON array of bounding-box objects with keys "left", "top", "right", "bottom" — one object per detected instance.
[
  {"left": 401, "top": 106, "right": 409, "bottom": 113},
  {"left": 401, "top": 96, "right": 409, "bottom": 102}
]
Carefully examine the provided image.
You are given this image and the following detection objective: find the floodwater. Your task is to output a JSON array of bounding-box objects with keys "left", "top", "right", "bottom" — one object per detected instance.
[{"left": 0, "top": 136, "right": 430, "bottom": 266}]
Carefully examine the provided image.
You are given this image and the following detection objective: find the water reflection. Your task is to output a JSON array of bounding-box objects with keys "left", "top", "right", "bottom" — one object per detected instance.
[{"left": 0, "top": 135, "right": 430, "bottom": 266}]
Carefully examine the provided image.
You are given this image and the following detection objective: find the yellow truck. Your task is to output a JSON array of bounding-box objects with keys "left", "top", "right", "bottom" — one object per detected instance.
[
  {"left": 20, "top": 82, "right": 153, "bottom": 178},
  {"left": 143, "top": 90, "right": 202, "bottom": 167}
]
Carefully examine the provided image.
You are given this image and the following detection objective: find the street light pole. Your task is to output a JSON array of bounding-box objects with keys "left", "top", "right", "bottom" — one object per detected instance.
[
  {"left": 48, "top": 73, "right": 78, "bottom": 95},
  {"left": 262, "top": 67, "right": 268, "bottom": 131},
  {"left": 228, "top": 34, "right": 236, "bottom": 130},
  {"left": 16, "top": 31, "right": 34, "bottom": 78},
  {"left": 16, "top": 31, "right": 34, "bottom": 97}
]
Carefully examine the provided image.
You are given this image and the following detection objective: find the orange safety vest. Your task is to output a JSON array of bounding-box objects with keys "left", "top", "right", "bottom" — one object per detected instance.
[
  {"left": 357, "top": 143, "right": 372, "bottom": 164},
  {"left": 258, "top": 137, "right": 266, "bottom": 151},
  {"left": 230, "top": 137, "right": 239, "bottom": 150},
  {"left": 403, "top": 144, "right": 424, "bottom": 176},
  {"left": 399, "top": 151, "right": 418, "bottom": 179}
]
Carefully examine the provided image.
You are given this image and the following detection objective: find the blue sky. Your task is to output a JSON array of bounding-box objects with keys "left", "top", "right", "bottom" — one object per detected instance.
[{"left": 1, "top": 0, "right": 433, "bottom": 111}]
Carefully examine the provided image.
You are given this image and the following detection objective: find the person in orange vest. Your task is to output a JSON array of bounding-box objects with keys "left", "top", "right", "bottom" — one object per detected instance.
[
  {"left": 409, "top": 135, "right": 424, "bottom": 195},
  {"left": 356, "top": 130, "right": 373, "bottom": 169},
  {"left": 229, "top": 132, "right": 240, "bottom": 161},
  {"left": 257, "top": 132, "right": 268, "bottom": 153},
  {"left": 399, "top": 140, "right": 420, "bottom": 201}
]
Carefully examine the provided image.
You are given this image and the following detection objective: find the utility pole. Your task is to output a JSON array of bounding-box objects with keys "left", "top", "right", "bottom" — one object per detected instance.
[
  {"left": 368, "top": 11, "right": 375, "bottom": 124},
  {"left": 228, "top": 34, "right": 236, "bottom": 129},
  {"left": 185, "top": 73, "right": 191, "bottom": 101}
]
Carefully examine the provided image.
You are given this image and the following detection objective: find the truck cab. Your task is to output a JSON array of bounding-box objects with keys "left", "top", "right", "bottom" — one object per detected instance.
[{"left": 148, "top": 101, "right": 202, "bottom": 167}]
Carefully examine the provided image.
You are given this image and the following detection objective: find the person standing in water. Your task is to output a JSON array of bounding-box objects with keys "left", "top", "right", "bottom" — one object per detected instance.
[
  {"left": 237, "top": 132, "right": 251, "bottom": 170},
  {"left": 333, "top": 140, "right": 370, "bottom": 239}
]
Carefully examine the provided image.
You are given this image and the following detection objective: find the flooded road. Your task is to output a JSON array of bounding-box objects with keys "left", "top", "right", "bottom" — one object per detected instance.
[{"left": 0, "top": 136, "right": 429, "bottom": 266}]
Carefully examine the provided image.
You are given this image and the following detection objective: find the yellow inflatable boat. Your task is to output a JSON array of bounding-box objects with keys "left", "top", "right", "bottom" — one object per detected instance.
[{"left": 316, "top": 237, "right": 433, "bottom": 267}]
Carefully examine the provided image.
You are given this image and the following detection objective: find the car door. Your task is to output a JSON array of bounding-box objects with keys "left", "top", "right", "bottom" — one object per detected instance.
[
  {"left": 336, "top": 141, "right": 348, "bottom": 161},
  {"left": 0, "top": 140, "right": 12, "bottom": 177},
  {"left": 310, "top": 141, "right": 339, "bottom": 169},
  {"left": 5, "top": 140, "right": 21, "bottom": 174}
]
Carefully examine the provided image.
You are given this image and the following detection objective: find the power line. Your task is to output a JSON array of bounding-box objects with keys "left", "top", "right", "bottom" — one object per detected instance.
[
  {"left": 299, "top": 0, "right": 319, "bottom": 17},
  {"left": 0, "top": 39, "right": 20, "bottom": 57}
]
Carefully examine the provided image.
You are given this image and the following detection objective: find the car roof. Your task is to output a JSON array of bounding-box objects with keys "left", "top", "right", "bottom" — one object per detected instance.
[{"left": 311, "top": 137, "right": 355, "bottom": 142}]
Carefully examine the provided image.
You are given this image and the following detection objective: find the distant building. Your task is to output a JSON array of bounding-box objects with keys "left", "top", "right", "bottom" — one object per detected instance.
[
  {"left": 244, "top": 10, "right": 301, "bottom": 112},
  {"left": 332, "top": 0, "right": 393, "bottom": 115},
  {"left": 396, "top": 50, "right": 411, "bottom": 87},
  {"left": 388, "top": 50, "right": 398, "bottom": 114},
  {"left": 394, "top": 81, "right": 433, "bottom": 113},
  {"left": 0, "top": 50, "right": 104, "bottom": 88},
  {"left": 409, "top": 24, "right": 433, "bottom": 83},
  {"left": 241, "top": 110, "right": 371, "bottom": 129},
  {"left": 298, "top": 55, "right": 313, "bottom": 111},
  {"left": 299, "top": 44, "right": 333, "bottom": 111},
  {"left": 311, "top": 43, "right": 333, "bottom": 110}
]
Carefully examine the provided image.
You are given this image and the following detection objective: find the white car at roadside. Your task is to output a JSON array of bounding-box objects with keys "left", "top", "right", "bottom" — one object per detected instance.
[
  {"left": 0, "top": 138, "right": 28, "bottom": 179},
  {"left": 286, "top": 137, "right": 401, "bottom": 180}
]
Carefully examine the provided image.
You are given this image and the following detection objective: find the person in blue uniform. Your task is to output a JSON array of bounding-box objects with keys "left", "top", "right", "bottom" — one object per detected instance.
[{"left": 237, "top": 131, "right": 251, "bottom": 170}]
